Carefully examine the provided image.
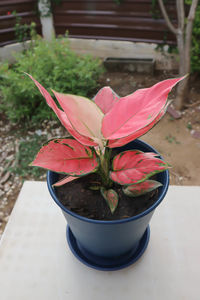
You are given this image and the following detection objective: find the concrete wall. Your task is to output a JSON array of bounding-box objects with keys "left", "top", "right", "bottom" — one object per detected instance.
[
  {"left": 0, "top": 38, "right": 178, "bottom": 72},
  {"left": 69, "top": 39, "right": 178, "bottom": 71}
]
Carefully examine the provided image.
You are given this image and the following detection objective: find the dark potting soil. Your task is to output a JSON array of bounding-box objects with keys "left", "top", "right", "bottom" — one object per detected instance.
[{"left": 55, "top": 173, "right": 159, "bottom": 221}]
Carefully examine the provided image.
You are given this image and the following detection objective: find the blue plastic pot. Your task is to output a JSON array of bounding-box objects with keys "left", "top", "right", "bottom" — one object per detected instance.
[{"left": 47, "top": 139, "right": 169, "bottom": 271}]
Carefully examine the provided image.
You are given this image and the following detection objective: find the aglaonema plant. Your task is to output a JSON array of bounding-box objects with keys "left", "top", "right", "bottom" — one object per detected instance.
[{"left": 28, "top": 74, "right": 184, "bottom": 214}]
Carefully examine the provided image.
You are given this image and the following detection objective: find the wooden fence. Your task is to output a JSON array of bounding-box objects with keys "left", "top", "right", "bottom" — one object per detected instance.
[
  {"left": 0, "top": 0, "right": 41, "bottom": 47},
  {"left": 52, "top": 0, "right": 176, "bottom": 44},
  {"left": 0, "top": 0, "right": 177, "bottom": 47}
]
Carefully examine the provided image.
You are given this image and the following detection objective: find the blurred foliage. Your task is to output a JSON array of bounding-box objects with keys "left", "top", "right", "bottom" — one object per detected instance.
[
  {"left": 9, "top": 134, "right": 47, "bottom": 179},
  {"left": 186, "top": 0, "right": 200, "bottom": 73},
  {"left": 0, "top": 32, "right": 104, "bottom": 124}
]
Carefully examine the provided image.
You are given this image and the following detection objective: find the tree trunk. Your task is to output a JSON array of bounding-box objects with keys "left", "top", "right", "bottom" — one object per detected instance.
[
  {"left": 174, "top": 77, "right": 189, "bottom": 110},
  {"left": 158, "top": 0, "right": 199, "bottom": 110},
  {"left": 174, "top": 30, "right": 188, "bottom": 110},
  {"left": 176, "top": 31, "right": 185, "bottom": 75}
]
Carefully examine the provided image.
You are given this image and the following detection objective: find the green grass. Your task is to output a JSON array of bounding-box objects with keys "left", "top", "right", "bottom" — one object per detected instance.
[{"left": 165, "top": 134, "right": 180, "bottom": 144}]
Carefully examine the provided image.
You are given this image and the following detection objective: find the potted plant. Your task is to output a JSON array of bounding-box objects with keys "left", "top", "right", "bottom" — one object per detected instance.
[{"left": 28, "top": 74, "right": 184, "bottom": 270}]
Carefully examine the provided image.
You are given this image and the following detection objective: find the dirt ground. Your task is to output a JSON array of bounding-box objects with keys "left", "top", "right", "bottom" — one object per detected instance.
[{"left": 0, "top": 71, "right": 200, "bottom": 237}]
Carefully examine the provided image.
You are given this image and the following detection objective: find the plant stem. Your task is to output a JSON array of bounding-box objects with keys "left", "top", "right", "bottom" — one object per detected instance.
[{"left": 98, "top": 147, "right": 113, "bottom": 188}]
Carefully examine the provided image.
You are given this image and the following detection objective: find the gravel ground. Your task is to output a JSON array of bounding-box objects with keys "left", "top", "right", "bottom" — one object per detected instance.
[{"left": 0, "top": 117, "right": 66, "bottom": 238}]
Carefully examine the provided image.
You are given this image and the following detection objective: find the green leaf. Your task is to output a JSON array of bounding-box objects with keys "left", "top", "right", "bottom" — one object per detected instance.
[
  {"left": 89, "top": 185, "right": 101, "bottom": 191},
  {"left": 100, "top": 188, "right": 119, "bottom": 214},
  {"left": 123, "top": 180, "right": 162, "bottom": 197}
]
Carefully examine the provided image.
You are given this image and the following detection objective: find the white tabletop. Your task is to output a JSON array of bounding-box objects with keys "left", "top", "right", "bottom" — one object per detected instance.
[{"left": 0, "top": 182, "right": 200, "bottom": 300}]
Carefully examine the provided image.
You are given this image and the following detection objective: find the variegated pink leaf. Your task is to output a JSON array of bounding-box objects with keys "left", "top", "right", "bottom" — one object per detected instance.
[
  {"left": 53, "top": 176, "right": 79, "bottom": 187},
  {"left": 102, "top": 77, "right": 185, "bottom": 140},
  {"left": 31, "top": 138, "right": 99, "bottom": 175},
  {"left": 94, "top": 86, "right": 119, "bottom": 114},
  {"left": 123, "top": 180, "right": 162, "bottom": 197},
  {"left": 110, "top": 150, "right": 169, "bottom": 185},
  {"left": 100, "top": 188, "right": 119, "bottom": 214},
  {"left": 52, "top": 91, "right": 104, "bottom": 144},
  {"left": 107, "top": 104, "right": 167, "bottom": 148},
  {"left": 27, "top": 74, "right": 97, "bottom": 147}
]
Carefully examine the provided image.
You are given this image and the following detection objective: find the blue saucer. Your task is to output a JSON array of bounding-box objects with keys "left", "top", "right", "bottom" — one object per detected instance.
[{"left": 66, "top": 225, "right": 150, "bottom": 271}]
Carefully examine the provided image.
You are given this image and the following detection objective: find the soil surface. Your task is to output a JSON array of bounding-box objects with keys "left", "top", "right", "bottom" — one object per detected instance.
[
  {"left": 56, "top": 173, "right": 159, "bottom": 221},
  {"left": 0, "top": 71, "right": 200, "bottom": 237}
]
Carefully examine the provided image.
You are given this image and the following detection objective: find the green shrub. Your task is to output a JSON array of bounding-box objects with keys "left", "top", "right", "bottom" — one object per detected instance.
[
  {"left": 189, "top": 3, "right": 200, "bottom": 73},
  {"left": 10, "top": 134, "right": 47, "bottom": 179},
  {"left": 0, "top": 34, "right": 104, "bottom": 124}
]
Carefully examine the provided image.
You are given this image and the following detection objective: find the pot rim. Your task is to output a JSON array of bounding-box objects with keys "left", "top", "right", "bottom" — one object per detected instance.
[{"left": 47, "top": 139, "right": 169, "bottom": 225}]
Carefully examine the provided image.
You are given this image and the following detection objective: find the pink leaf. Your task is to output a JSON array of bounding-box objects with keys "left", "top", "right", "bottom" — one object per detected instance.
[
  {"left": 102, "top": 77, "right": 185, "bottom": 140},
  {"left": 52, "top": 91, "right": 104, "bottom": 143},
  {"left": 100, "top": 188, "right": 119, "bottom": 214},
  {"left": 108, "top": 107, "right": 166, "bottom": 148},
  {"left": 110, "top": 150, "right": 170, "bottom": 185},
  {"left": 94, "top": 86, "right": 119, "bottom": 114},
  {"left": 27, "top": 74, "right": 97, "bottom": 147},
  {"left": 123, "top": 180, "right": 162, "bottom": 197},
  {"left": 53, "top": 176, "right": 79, "bottom": 187},
  {"left": 31, "top": 138, "right": 99, "bottom": 175}
]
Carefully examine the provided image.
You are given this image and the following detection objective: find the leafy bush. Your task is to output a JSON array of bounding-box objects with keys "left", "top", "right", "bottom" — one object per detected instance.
[
  {"left": 10, "top": 134, "right": 47, "bottom": 179},
  {"left": 189, "top": 3, "right": 200, "bottom": 73},
  {"left": 0, "top": 34, "right": 104, "bottom": 124}
]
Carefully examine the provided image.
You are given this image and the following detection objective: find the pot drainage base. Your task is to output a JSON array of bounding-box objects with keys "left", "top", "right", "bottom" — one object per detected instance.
[{"left": 66, "top": 226, "right": 150, "bottom": 271}]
